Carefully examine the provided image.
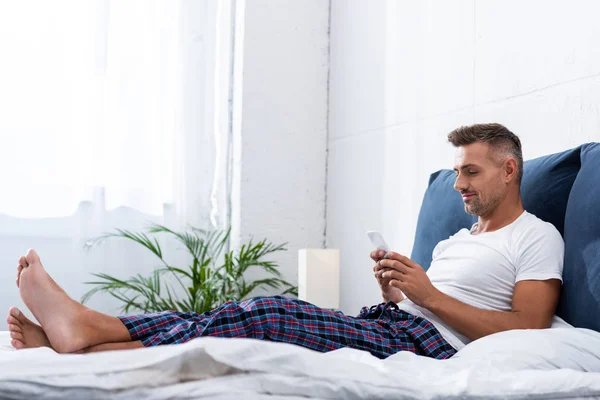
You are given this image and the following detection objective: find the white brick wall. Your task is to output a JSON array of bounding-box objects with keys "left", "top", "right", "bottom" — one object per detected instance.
[
  {"left": 328, "top": 0, "right": 600, "bottom": 314},
  {"left": 231, "top": 0, "right": 330, "bottom": 290}
]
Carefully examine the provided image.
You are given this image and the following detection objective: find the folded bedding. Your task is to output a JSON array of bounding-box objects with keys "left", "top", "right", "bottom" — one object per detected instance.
[{"left": 1, "top": 326, "right": 600, "bottom": 399}]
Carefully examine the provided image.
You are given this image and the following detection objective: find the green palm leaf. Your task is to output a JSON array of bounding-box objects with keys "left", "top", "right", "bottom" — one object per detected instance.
[{"left": 82, "top": 225, "right": 297, "bottom": 315}]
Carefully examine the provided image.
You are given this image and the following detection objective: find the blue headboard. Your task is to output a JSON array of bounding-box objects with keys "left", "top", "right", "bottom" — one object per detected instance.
[{"left": 558, "top": 143, "right": 600, "bottom": 332}]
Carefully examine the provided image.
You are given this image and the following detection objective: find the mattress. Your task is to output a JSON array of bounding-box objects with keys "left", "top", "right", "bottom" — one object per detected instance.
[{"left": 1, "top": 328, "right": 600, "bottom": 399}]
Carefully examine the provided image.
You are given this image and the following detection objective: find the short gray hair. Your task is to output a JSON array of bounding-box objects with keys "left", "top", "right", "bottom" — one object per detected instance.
[{"left": 447, "top": 123, "right": 523, "bottom": 185}]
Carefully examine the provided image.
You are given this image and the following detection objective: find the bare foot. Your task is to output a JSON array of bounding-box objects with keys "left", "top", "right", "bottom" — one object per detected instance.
[
  {"left": 17, "top": 249, "right": 93, "bottom": 353},
  {"left": 6, "top": 307, "right": 51, "bottom": 350}
]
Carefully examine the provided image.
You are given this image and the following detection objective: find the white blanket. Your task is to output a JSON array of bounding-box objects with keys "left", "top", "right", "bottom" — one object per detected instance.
[{"left": 1, "top": 328, "right": 600, "bottom": 399}]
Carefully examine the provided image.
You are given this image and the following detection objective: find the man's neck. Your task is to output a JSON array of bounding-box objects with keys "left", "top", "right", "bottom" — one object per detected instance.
[{"left": 476, "top": 195, "right": 524, "bottom": 234}]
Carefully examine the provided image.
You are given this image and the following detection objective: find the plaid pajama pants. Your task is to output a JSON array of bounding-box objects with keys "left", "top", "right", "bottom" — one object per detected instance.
[{"left": 118, "top": 295, "right": 457, "bottom": 359}]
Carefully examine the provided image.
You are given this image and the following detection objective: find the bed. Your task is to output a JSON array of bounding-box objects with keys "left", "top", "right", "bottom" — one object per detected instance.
[{"left": 1, "top": 143, "right": 599, "bottom": 399}]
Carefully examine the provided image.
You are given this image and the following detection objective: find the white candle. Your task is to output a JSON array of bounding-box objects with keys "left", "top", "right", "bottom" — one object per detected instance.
[{"left": 298, "top": 248, "right": 340, "bottom": 310}]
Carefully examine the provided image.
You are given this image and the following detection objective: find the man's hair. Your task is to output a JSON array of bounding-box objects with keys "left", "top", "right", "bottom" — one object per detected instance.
[{"left": 447, "top": 123, "right": 523, "bottom": 185}]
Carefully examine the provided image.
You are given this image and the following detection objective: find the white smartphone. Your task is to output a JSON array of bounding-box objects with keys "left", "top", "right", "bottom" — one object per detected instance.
[{"left": 366, "top": 230, "right": 390, "bottom": 255}]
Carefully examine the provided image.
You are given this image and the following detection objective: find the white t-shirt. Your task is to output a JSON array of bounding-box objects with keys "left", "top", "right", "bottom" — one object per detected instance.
[{"left": 396, "top": 211, "right": 564, "bottom": 351}]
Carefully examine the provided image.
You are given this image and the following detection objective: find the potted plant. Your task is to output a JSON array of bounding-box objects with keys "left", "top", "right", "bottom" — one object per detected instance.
[{"left": 82, "top": 224, "right": 297, "bottom": 314}]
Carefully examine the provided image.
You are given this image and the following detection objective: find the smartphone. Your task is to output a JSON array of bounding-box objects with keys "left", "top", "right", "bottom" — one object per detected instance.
[{"left": 366, "top": 230, "right": 390, "bottom": 256}]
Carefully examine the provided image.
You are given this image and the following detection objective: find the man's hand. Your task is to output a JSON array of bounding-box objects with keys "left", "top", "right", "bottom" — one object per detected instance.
[
  {"left": 377, "top": 251, "right": 442, "bottom": 308},
  {"left": 371, "top": 250, "right": 405, "bottom": 303}
]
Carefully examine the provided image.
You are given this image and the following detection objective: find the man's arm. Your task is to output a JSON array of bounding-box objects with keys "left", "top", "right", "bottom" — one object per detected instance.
[
  {"left": 424, "top": 279, "right": 561, "bottom": 341},
  {"left": 378, "top": 252, "right": 562, "bottom": 341}
]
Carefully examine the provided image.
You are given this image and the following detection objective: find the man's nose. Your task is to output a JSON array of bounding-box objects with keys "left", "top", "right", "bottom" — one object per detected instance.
[{"left": 454, "top": 174, "right": 467, "bottom": 192}]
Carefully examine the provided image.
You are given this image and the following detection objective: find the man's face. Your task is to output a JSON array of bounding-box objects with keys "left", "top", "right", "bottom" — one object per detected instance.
[{"left": 453, "top": 142, "right": 507, "bottom": 217}]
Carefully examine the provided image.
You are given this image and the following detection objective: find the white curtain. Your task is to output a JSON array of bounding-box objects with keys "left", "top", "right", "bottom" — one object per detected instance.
[
  {"left": 0, "top": 0, "right": 232, "bottom": 225},
  {"left": 0, "top": 0, "right": 233, "bottom": 323}
]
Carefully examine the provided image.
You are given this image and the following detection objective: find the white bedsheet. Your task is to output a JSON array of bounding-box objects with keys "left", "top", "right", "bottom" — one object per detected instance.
[{"left": 1, "top": 328, "right": 600, "bottom": 399}]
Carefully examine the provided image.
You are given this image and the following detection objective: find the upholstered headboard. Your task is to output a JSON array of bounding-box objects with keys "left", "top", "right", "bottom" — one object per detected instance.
[
  {"left": 558, "top": 143, "right": 600, "bottom": 332},
  {"left": 410, "top": 143, "right": 600, "bottom": 332}
]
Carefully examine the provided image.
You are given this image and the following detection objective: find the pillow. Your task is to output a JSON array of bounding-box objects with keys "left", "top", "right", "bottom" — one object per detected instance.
[
  {"left": 411, "top": 146, "right": 582, "bottom": 271},
  {"left": 452, "top": 327, "right": 600, "bottom": 373},
  {"left": 558, "top": 143, "right": 600, "bottom": 331},
  {"left": 410, "top": 171, "right": 476, "bottom": 271},
  {"left": 520, "top": 146, "right": 582, "bottom": 237}
]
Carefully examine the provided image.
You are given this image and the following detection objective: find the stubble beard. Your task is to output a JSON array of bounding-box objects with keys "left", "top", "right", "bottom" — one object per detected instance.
[{"left": 464, "top": 192, "right": 503, "bottom": 217}]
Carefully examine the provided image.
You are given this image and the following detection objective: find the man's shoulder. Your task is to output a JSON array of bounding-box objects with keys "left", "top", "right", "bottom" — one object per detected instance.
[
  {"left": 511, "top": 212, "right": 565, "bottom": 276},
  {"left": 512, "top": 211, "right": 564, "bottom": 248},
  {"left": 517, "top": 211, "right": 560, "bottom": 234}
]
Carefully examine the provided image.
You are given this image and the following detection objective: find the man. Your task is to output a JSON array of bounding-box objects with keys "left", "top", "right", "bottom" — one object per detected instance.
[
  {"left": 374, "top": 123, "right": 563, "bottom": 351},
  {"left": 6, "top": 123, "right": 563, "bottom": 359}
]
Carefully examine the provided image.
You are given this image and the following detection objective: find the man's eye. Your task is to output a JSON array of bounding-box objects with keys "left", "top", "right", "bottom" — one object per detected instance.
[{"left": 468, "top": 171, "right": 477, "bottom": 175}]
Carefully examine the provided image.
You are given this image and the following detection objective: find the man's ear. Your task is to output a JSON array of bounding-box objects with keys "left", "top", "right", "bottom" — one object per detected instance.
[{"left": 504, "top": 158, "right": 518, "bottom": 183}]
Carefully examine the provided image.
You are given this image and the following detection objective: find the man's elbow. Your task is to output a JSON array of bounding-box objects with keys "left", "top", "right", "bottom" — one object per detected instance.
[{"left": 514, "top": 311, "right": 553, "bottom": 330}]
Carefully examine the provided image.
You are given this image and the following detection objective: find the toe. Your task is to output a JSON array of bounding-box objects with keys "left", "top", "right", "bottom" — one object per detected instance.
[
  {"left": 18, "top": 256, "right": 28, "bottom": 268},
  {"left": 25, "top": 249, "right": 40, "bottom": 266},
  {"left": 10, "top": 330, "right": 23, "bottom": 341},
  {"left": 16, "top": 265, "right": 22, "bottom": 288},
  {"left": 8, "top": 323, "right": 22, "bottom": 333},
  {"left": 8, "top": 307, "right": 24, "bottom": 323},
  {"left": 8, "top": 307, "right": 35, "bottom": 326},
  {"left": 11, "top": 339, "right": 24, "bottom": 350}
]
